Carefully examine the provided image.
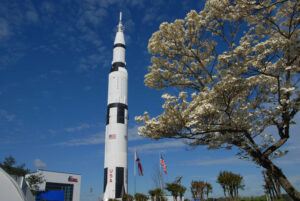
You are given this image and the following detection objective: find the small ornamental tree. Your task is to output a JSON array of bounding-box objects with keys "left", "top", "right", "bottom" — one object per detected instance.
[
  {"left": 149, "top": 188, "right": 165, "bottom": 201},
  {"left": 204, "top": 183, "right": 212, "bottom": 200},
  {"left": 134, "top": 193, "right": 148, "bottom": 201},
  {"left": 217, "top": 171, "right": 244, "bottom": 200},
  {"left": 26, "top": 173, "right": 45, "bottom": 195},
  {"left": 178, "top": 185, "right": 186, "bottom": 201},
  {"left": 136, "top": 0, "right": 300, "bottom": 200},
  {"left": 122, "top": 193, "right": 134, "bottom": 201},
  {"left": 165, "top": 183, "right": 186, "bottom": 201},
  {"left": 149, "top": 189, "right": 156, "bottom": 201},
  {"left": 190, "top": 181, "right": 212, "bottom": 201}
]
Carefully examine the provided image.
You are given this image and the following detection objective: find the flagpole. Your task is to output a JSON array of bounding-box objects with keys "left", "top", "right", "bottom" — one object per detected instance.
[
  {"left": 165, "top": 153, "right": 168, "bottom": 184},
  {"left": 134, "top": 149, "right": 137, "bottom": 196},
  {"left": 159, "top": 152, "right": 163, "bottom": 190}
]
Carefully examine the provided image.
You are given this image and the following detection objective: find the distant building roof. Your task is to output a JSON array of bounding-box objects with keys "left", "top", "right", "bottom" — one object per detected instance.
[{"left": 36, "top": 169, "right": 81, "bottom": 175}]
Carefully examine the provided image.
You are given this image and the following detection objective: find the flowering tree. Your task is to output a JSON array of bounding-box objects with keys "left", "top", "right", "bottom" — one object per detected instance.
[{"left": 136, "top": 0, "right": 300, "bottom": 200}]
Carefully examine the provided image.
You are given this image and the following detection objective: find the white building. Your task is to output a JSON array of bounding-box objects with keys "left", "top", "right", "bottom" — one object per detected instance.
[{"left": 29, "top": 170, "right": 81, "bottom": 201}]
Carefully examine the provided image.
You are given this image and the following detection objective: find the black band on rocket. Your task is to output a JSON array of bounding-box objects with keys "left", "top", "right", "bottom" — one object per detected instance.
[
  {"left": 108, "top": 103, "right": 128, "bottom": 109},
  {"left": 110, "top": 62, "right": 126, "bottom": 72},
  {"left": 106, "top": 103, "right": 128, "bottom": 125},
  {"left": 114, "top": 43, "right": 126, "bottom": 49}
]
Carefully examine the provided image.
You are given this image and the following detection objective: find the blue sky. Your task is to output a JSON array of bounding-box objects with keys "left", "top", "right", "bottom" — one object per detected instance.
[{"left": 0, "top": 1, "right": 299, "bottom": 201}]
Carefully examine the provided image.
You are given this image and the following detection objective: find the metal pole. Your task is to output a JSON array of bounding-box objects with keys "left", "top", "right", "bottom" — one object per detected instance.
[
  {"left": 134, "top": 149, "right": 136, "bottom": 196},
  {"left": 159, "top": 152, "right": 163, "bottom": 190}
]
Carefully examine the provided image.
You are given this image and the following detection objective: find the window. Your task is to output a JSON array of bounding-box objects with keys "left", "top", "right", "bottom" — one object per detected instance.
[{"left": 46, "top": 182, "right": 74, "bottom": 201}]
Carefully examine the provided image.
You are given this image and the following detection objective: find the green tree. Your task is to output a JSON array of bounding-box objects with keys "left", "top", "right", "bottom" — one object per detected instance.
[
  {"left": 136, "top": 0, "right": 300, "bottom": 200},
  {"left": 217, "top": 171, "right": 244, "bottom": 200},
  {"left": 122, "top": 193, "right": 134, "bottom": 201},
  {"left": 204, "top": 183, "right": 212, "bottom": 200},
  {"left": 190, "top": 181, "right": 212, "bottom": 201},
  {"left": 0, "top": 156, "right": 30, "bottom": 176},
  {"left": 149, "top": 188, "right": 165, "bottom": 201},
  {"left": 108, "top": 199, "right": 119, "bottom": 201},
  {"left": 26, "top": 173, "right": 45, "bottom": 195},
  {"left": 1, "top": 156, "right": 45, "bottom": 195},
  {"left": 165, "top": 183, "right": 186, "bottom": 201},
  {"left": 134, "top": 193, "right": 148, "bottom": 201},
  {"left": 263, "top": 170, "right": 282, "bottom": 201},
  {"left": 149, "top": 189, "right": 156, "bottom": 201},
  {"left": 178, "top": 185, "right": 186, "bottom": 201}
]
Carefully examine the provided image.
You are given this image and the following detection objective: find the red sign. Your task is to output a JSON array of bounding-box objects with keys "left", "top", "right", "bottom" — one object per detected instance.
[{"left": 68, "top": 176, "right": 78, "bottom": 182}]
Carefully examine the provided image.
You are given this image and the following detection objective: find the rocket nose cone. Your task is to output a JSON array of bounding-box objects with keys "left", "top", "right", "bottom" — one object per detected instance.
[
  {"left": 114, "top": 32, "right": 125, "bottom": 45},
  {"left": 115, "top": 12, "right": 125, "bottom": 44}
]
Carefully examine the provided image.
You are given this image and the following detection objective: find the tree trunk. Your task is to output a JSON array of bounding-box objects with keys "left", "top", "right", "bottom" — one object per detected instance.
[
  {"left": 223, "top": 186, "right": 226, "bottom": 198},
  {"left": 259, "top": 157, "right": 300, "bottom": 201}
]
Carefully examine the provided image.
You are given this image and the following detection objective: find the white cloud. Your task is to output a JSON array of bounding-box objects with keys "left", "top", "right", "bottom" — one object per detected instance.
[
  {"left": 78, "top": 52, "right": 108, "bottom": 72},
  {"left": 242, "top": 174, "right": 264, "bottom": 196},
  {"left": 0, "top": 109, "right": 16, "bottom": 122},
  {"left": 290, "top": 175, "right": 300, "bottom": 187},
  {"left": 276, "top": 157, "right": 300, "bottom": 165},
  {"left": 26, "top": 10, "right": 39, "bottom": 23},
  {"left": 58, "top": 133, "right": 104, "bottom": 146},
  {"left": 58, "top": 125, "right": 144, "bottom": 146},
  {"left": 128, "top": 125, "right": 144, "bottom": 141},
  {"left": 84, "top": 86, "right": 92, "bottom": 91},
  {"left": 185, "top": 157, "right": 248, "bottom": 166},
  {"left": 50, "top": 70, "right": 63, "bottom": 75},
  {"left": 129, "top": 140, "right": 185, "bottom": 153},
  {"left": 34, "top": 159, "right": 47, "bottom": 169},
  {"left": 126, "top": 0, "right": 146, "bottom": 8},
  {"left": 0, "top": 18, "right": 10, "bottom": 40},
  {"left": 65, "top": 123, "right": 91, "bottom": 133}
]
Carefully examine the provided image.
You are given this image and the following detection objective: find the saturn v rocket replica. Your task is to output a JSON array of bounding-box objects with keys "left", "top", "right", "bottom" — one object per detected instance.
[{"left": 103, "top": 13, "right": 128, "bottom": 200}]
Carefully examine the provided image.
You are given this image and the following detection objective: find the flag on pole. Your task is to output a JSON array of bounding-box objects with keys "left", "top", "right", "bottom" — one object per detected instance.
[
  {"left": 160, "top": 154, "right": 167, "bottom": 174},
  {"left": 135, "top": 151, "right": 143, "bottom": 176}
]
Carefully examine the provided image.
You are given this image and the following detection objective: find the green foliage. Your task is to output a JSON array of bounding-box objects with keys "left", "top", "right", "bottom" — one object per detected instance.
[
  {"left": 190, "top": 181, "right": 212, "bottom": 201},
  {"left": 134, "top": 193, "right": 148, "bottom": 201},
  {"left": 122, "top": 193, "right": 134, "bottom": 201},
  {"left": 165, "top": 182, "right": 187, "bottom": 201},
  {"left": 108, "top": 199, "right": 119, "bottom": 201},
  {"left": 217, "top": 171, "right": 244, "bottom": 200},
  {"left": 239, "top": 196, "right": 267, "bottom": 201},
  {"left": 26, "top": 173, "right": 45, "bottom": 194},
  {"left": 0, "top": 156, "right": 30, "bottom": 176},
  {"left": 1, "top": 155, "right": 45, "bottom": 195},
  {"left": 149, "top": 188, "right": 166, "bottom": 201}
]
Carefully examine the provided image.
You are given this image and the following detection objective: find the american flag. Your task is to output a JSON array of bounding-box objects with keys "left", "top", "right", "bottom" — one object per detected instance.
[
  {"left": 109, "top": 134, "right": 116, "bottom": 139},
  {"left": 160, "top": 154, "right": 167, "bottom": 174}
]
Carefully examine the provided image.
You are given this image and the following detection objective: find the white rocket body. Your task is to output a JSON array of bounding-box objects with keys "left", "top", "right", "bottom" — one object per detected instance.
[{"left": 103, "top": 13, "right": 128, "bottom": 201}]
